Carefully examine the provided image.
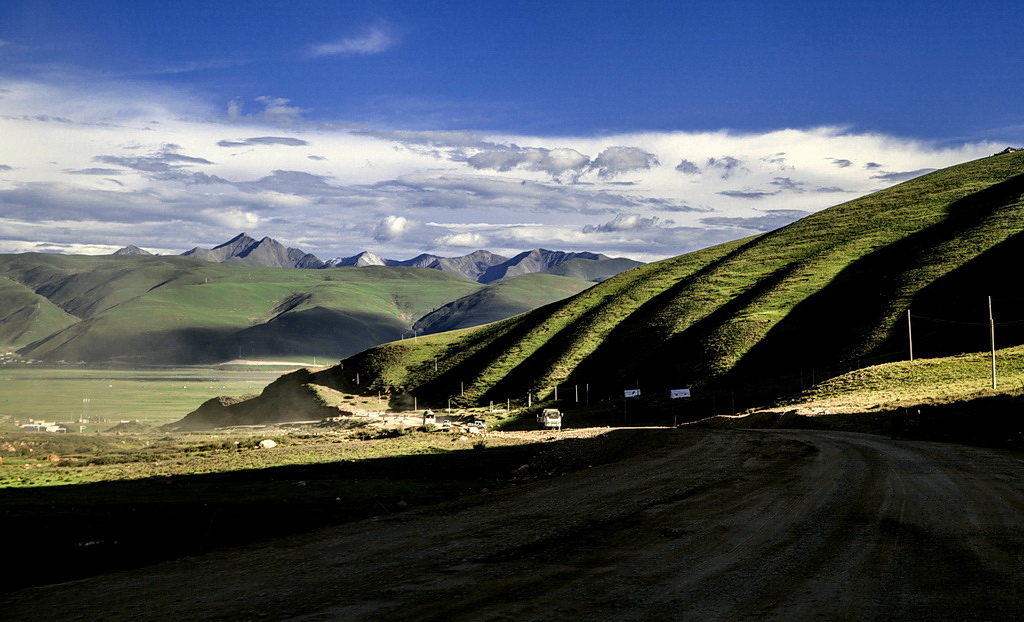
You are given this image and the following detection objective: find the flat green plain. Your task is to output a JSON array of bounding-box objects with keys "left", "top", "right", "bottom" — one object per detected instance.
[{"left": 0, "top": 366, "right": 301, "bottom": 431}]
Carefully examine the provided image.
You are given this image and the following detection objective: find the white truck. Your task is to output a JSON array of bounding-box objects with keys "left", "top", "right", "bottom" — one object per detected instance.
[{"left": 537, "top": 408, "right": 562, "bottom": 430}]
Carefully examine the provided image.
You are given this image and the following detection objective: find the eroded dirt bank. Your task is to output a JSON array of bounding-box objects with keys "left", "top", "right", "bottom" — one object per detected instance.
[{"left": 5, "top": 428, "right": 1024, "bottom": 621}]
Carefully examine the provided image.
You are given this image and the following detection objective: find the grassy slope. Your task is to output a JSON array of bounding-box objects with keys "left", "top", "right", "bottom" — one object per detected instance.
[
  {"left": 0, "top": 256, "right": 483, "bottom": 363},
  {"left": 784, "top": 344, "right": 1024, "bottom": 411},
  {"left": 412, "top": 273, "right": 594, "bottom": 335},
  {"left": 0, "top": 276, "right": 78, "bottom": 348},
  {"left": 334, "top": 152, "right": 1024, "bottom": 411}
]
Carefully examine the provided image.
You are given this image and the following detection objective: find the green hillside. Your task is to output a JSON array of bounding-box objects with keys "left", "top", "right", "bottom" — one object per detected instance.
[
  {"left": 0, "top": 256, "right": 485, "bottom": 364},
  {"left": 317, "top": 151, "right": 1024, "bottom": 414},
  {"left": 0, "top": 276, "right": 78, "bottom": 348},
  {"left": 413, "top": 273, "right": 595, "bottom": 335}
]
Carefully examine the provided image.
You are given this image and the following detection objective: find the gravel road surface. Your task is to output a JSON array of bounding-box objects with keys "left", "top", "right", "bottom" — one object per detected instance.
[{"left": 5, "top": 428, "right": 1024, "bottom": 621}]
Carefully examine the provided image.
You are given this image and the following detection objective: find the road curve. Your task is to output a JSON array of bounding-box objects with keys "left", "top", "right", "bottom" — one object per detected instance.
[{"left": 5, "top": 429, "right": 1024, "bottom": 621}]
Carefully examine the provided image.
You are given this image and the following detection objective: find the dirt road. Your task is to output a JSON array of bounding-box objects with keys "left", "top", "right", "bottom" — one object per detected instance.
[{"left": 5, "top": 428, "right": 1024, "bottom": 620}]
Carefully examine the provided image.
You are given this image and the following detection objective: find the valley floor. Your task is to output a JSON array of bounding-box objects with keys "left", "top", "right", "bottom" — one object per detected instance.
[{"left": 4, "top": 428, "right": 1024, "bottom": 620}]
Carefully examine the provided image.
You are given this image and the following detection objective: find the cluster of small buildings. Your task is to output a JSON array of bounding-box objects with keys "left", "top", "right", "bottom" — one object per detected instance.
[{"left": 18, "top": 420, "right": 68, "bottom": 433}]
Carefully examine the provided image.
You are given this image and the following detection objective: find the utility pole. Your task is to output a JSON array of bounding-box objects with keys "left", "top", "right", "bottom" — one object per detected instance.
[
  {"left": 907, "top": 308, "right": 914, "bottom": 361},
  {"left": 990, "top": 296, "right": 997, "bottom": 389}
]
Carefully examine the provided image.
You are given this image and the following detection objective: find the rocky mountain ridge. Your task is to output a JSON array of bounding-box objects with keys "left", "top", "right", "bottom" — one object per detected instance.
[{"left": 115, "top": 234, "right": 643, "bottom": 283}]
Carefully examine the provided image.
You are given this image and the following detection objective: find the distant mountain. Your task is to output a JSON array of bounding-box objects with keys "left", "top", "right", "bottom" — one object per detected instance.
[
  {"left": 413, "top": 273, "right": 593, "bottom": 335},
  {"left": 392, "top": 253, "right": 443, "bottom": 269},
  {"left": 164, "top": 233, "right": 642, "bottom": 281},
  {"left": 398, "top": 250, "right": 511, "bottom": 282},
  {"left": 479, "top": 249, "right": 617, "bottom": 283},
  {"left": 324, "top": 251, "right": 388, "bottom": 267},
  {"left": 112, "top": 245, "right": 152, "bottom": 256},
  {"left": 182, "top": 233, "right": 325, "bottom": 269}
]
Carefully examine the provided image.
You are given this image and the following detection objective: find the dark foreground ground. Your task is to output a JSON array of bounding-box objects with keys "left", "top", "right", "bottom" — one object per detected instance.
[{"left": 4, "top": 428, "right": 1024, "bottom": 621}]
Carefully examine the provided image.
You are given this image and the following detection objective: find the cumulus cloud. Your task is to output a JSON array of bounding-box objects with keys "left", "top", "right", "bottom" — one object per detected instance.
[
  {"left": 226, "top": 99, "right": 243, "bottom": 120},
  {"left": 591, "top": 146, "right": 659, "bottom": 178},
  {"left": 706, "top": 156, "right": 746, "bottom": 179},
  {"left": 309, "top": 25, "right": 398, "bottom": 57},
  {"left": 431, "top": 231, "right": 490, "bottom": 248},
  {"left": 462, "top": 143, "right": 666, "bottom": 182},
  {"left": 374, "top": 215, "right": 415, "bottom": 241},
  {"left": 255, "top": 96, "right": 306, "bottom": 125},
  {"left": 829, "top": 158, "right": 854, "bottom": 168},
  {"left": 760, "top": 153, "right": 790, "bottom": 169},
  {"left": 464, "top": 146, "right": 590, "bottom": 181},
  {"left": 583, "top": 213, "right": 667, "bottom": 233},
  {"left": 198, "top": 206, "right": 262, "bottom": 230},
  {"left": 675, "top": 159, "right": 701, "bottom": 174}
]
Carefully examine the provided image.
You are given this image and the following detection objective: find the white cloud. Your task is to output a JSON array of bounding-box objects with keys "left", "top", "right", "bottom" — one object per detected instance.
[
  {"left": 464, "top": 146, "right": 591, "bottom": 182},
  {"left": 198, "top": 206, "right": 263, "bottom": 230},
  {"left": 591, "top": 146, "right": 660, "bottom": 178},
  {"left": 582, "top": 213, "right": 666, "bottom": 233},
  {"left": 0, "top": 79, "right": 1009, "bottom": 262},
  {"left": 309, "top": 25, "right": 398, "bottom": 57},
  {"left": 431, "top": 231, "right": 490, "bottom": 248},
  {"left": 255, "top": 96, "right": 307, "bottom": 125},
  {"left": 374, "top": 215, "right": 415, "bottom": 241}
]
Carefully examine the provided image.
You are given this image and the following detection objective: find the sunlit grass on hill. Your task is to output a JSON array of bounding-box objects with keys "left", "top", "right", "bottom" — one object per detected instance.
[{"left": 779, "top": 345, "right": 1024, "bottom": 412}]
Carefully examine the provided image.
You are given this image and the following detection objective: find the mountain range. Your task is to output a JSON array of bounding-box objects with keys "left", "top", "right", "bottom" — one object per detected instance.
[
  {"left": 172, "top": 150, "right": 1024, "bottom": 428},
  {"left": 120, "top": 234, "right": 642, "bottom": 284}
]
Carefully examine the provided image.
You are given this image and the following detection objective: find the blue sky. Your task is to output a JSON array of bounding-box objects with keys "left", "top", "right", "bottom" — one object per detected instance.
[{"left": 1, "top": 1, "right": 1021, "bottom": 261}]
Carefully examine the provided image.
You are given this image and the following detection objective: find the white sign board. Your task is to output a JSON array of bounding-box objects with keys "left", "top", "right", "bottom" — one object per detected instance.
[
  {"left": 624, "top": 389, "right": 641, "bottom": 398},
  {"left": 670, "top": 389, "right": 691, "bottom": 399}
]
